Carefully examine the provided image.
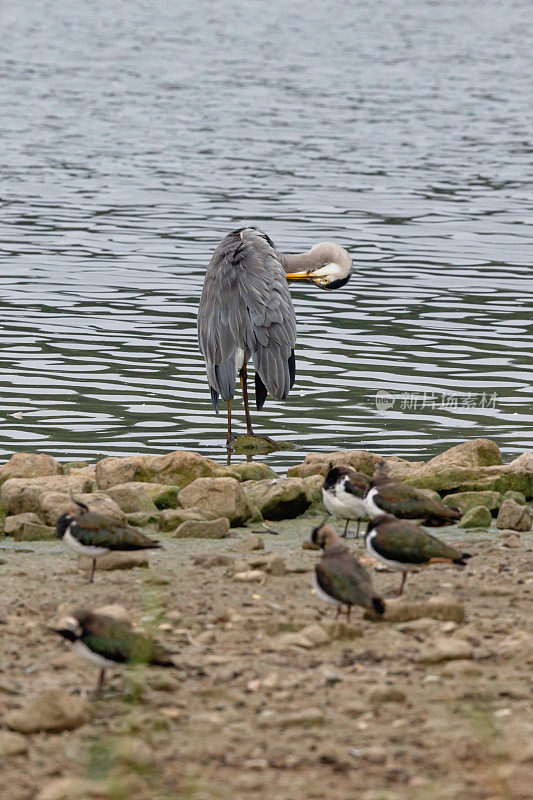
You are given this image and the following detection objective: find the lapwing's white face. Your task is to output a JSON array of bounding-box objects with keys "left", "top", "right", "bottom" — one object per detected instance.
[{"left": 56, "top": 615, "right": 82, "bottom": 639}]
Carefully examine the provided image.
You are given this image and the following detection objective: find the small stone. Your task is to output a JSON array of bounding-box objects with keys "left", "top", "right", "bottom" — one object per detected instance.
[
  {"left": 78, "top": 551, "right": 150, "bottom": 572},
  {"left": 173, "top": 518, "right": 230, "bottom": 538},
  {"left": 265, "top": 556, "right": 286, "bottom": 576},
  {"left": 302, "top": 539, "right": 320, "bottom": 550},
  {"left": 496, "top": 498, "right": 532, "bottom": 531},
  {"left": 36, "top": 778, "right": 107, "bottom": 800},
  {"left": 366, "top": 596, "right": 465, "bottom": 624},
  {"left": 268, "top": 632, "right": 314, "bottom": 650},
  {"left": 368, "top": 685, "right": 407, "bottom": 704},
  {"left": 3, "top": 512, "right": 41, "bottom": 536},
  {"left": 94, "top": 604, "right": 131, "bottom": 624},
  {"left": 440, "top": 660, "right": 483, "bottom": 677},
  {"left": 417, "top": 636, "right": 474, "bottom": 664},
  {"left": 458, "top": 506, "right": 492, "bottom": 529},
  {"left": 317, "top": 664, "right": 342, "bottom": 684},
  {"left": 363, "top": 746, "right": 388, "bottom": 764},
  {"left": 233, "top": 570, "right": 265, "bottom": 582},
  {"left": 500, "top": 532, "right": 521, "bottom": 548},
  {"left": 192, "top": 553, "right": 235, "bottom": 568},
  {"left": 5, "top": 689, "right": 90, "bottom": 733},
  {"left": 0, "top": 730, "right": 28, "bottom": 756},
  {"left": 259, "top": 707, "right": 325, "bottom": 728},
  {"left": 233, "top": 533, "right": 265, "bottom": 551},
  {"left": 300, "top": 624, "right": 330, "bottom": 646}
]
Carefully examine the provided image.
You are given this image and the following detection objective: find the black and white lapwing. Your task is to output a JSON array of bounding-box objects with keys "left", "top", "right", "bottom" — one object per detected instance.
[
  {"left": 364, "top": 461, "right": 461, "bottom": 526},
  {"left": 365, "top": 514, "right": 471, "bottom": 596},
  {"left": 321, "top": 465, "right": 370, "bottom": 538},
  {"left": 311, "top": 522, "right": 385, "bottom": 619},
  {"left": 55, "top": 608, "right": 176, "bottom": 695},
  {"left": 56, "top": 498, "right": 162, "bottom": 583}
]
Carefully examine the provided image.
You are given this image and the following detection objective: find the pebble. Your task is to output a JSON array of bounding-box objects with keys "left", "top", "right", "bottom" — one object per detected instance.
[
  {"left": 94, "top": 604, "right": 131, "bottom": 624},
  {"left": 233, "top": 570, "right": 265, "bottom": 582},
  {"left": 368, "top": 596, "right": 465, "bottom": 624},
  {"left": 259, "top": 707, "right": 325, "bottom": 728},
  {"left": 233, "top": 533, "right": 265, "bottom": 552},
  {"left": 5, "top": 689, "right": 90, "bottom": 734},
  {"left": 368, "top": 685, "right": 407, "bottom": 704},
  {"left": 0, "top": 730, "right": 28, "bottom": 756},
  {"left": 417, "top": 636, "right": 474, "bottom": 664}
]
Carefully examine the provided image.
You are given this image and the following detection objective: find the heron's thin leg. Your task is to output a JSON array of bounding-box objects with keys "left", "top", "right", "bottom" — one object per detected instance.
[
  {"left": 239, "top": 362, "right": 254, "bottom": 436},
  {"left": 226, "top": 400, "right": 232, "bottom": 446},
  {"left": 342, "top": 519, "right": 349, "bottom": 538}
]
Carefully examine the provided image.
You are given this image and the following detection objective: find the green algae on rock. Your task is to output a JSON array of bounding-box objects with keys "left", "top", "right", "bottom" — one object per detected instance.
[{"left": 232, "top": 434, "right": 297, "bottom": 456}]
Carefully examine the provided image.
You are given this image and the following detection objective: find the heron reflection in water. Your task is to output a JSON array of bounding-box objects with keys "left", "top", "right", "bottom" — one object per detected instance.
[{"left": 198, "top": 227, "right": 353, "bottom": 447}]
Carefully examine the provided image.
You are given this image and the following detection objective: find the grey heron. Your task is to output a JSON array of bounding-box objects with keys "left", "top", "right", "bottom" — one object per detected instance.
[{"left": 198, "top": 227, "right": 353, "bottom": 445}]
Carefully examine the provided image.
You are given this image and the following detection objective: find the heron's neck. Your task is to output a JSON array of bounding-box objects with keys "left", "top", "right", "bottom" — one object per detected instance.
[{"left": 279, "top": 242, "right": 351, "bottom": 272}]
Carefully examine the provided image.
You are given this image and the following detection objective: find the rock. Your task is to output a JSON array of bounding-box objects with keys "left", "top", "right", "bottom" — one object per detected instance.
[
  {"left": 259, "top": 707, "right": 325, "bottom": 728},
  {"left": 5, "top": 689, "right": 90, "bottom": 733},
  {"left": 36, "top": 778, "right": 107, "bottom": 800},
  {"left": 114, "top": 737, "right": 155, "bottom": 767},
  {"left": 40, "top": 492, "right": 125, "bottom": 526},
  {"left": 500, "top": 532, "right": 522, "bottom": 547},
  {"left": 302, "top": 539, "right": 320, "bottom": 550},
  {"left": 507, "top": 451, "right": 533, "bottom": 471},
  {"left": 502, "top": 490, "right": 526, "bottom": 505},
  {"left": 442, "top": 490, "right": 502, "bottom": 514},
  {"left": 231, "top": 463, "right": 278, "bottom": 481},
  {"left": 159, "top": 508, "right": 205, "bottom": 531},
  {"left": 244, "top": 477, "right": 310, "bottom": 520},
  {"left": 61, "top": 461, "right": 90, "bottom": 475},
  {"left": 268, "top": 632, "right": 314, "bottom": 649},
  {"left": 173, "top": 518, "right": 230, "bottom": 538},
  {"left": 94, "top": 604, "right": 131, "bottom": 624},
  {"left": 178, "top": 477, "right": 254, "bottom": 526},
  {"left": 0, "top": 730, "right": 28, "bottom": 756},
  {"left": 440, "top": 660, "right": 483, "bottom": 678},
  {"left": 287, "top": 450, "right": 388, "bottom": 480},
  {"left": 299, "top": 623, "right": 330, "bottom": 646},
  {"left": 265, "top": 556, "right": 286, "bottom": 576},
  {"left": 125, "top": 512, "right": 160, "bottom": 527},
  {"left": 192, "top": 553, "right": 236, "bottom": 568},
  {"left": 233, "top": 570, "right": 265, "bottom": 583},
  {"left": 78, "top": 552, "right": 150, "bottom": 572},
  {"left": 0, "top": 453, "right": 62, "bottom": 484},
  {"left": 0, "top": 474, "right": 97, "bottom": 517},
  {"left": 417, "top": 636, "right": 474, "bottom": 664},
  {"left": 0, "top": 501, "right": 6, "bottom": 530},
  {"left": 496, "top": 499, "right": 532, "bottom": 531},
  {"left": 103, "top": 483, "right": 159, "bottom": 513},
  {"left": 14, "top": 522, "right": 56, "bottom": 541},
  {"left": 95, "top": 450, "right": 231, "bottom": 490},
  {"left": 3, "top": 512, "right": 41, "bottom": 535},
  {"left": 365, "top": 596, "right": 465, "bottom": 624},
  {"left": 302, "top": 474, "right": 327, "bottom": 505},
  {"left": 368, "top": 685, "right": 407, "bottom": 704},
  {"left": 233, "top": 533, "right": 265, "bottom": 552},
  {"left": 458, "top": 505, "right": 492, "bottom": 528}
]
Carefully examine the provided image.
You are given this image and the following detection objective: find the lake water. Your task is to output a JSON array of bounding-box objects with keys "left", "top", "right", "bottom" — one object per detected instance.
[{"left": 1, "top": 0, "right": 532, "bottom": 471}]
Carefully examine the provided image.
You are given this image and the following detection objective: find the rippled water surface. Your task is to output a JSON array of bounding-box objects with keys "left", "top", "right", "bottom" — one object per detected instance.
[{"left": 1, "top": 0, "right": 532, "bottom": 470}]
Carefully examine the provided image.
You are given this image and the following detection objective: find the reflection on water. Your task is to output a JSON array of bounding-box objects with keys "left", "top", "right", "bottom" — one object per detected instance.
[{"left": 1, "top": 0, "right": 532, "bottom": 470}]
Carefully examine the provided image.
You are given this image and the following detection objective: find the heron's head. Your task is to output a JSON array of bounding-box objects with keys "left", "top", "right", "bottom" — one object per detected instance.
[{"left": 285, "top": 243, "right": 353, "bottom": 291}]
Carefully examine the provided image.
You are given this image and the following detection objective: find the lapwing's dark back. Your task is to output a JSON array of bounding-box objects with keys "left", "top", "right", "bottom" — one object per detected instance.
[{"left": 198, "top": 228, "right": 297, "bottom": 412}]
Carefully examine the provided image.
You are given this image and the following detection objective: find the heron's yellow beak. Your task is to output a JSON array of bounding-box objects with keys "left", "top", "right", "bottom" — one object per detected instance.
[{"left": 285, "top": 271, "right": 314, "bottom": 281}]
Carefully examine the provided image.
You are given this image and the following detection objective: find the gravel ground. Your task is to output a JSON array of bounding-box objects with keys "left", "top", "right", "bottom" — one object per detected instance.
[{"left": 1, "top": 515, "right": 532, "bottom": 800}]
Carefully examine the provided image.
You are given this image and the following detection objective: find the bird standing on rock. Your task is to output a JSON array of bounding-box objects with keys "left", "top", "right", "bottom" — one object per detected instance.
[
  {"left": 54, "top": 609, "right": 176, "bottom": 695},
  {"left": 311, "top": 522, "right": 385, "bottom": 619},
  {"left": 56, "top": 498, "right": 162, "bottom": 583},
  {"left": 321, "top": 465, "right": 369, "bottom": 538},
  {"left": 364, "top": 460, "right": 461, "bottom": 526},
  {"left": 365, "top": 514, "right": 471, "bottom": 596},
  {"left": 198, "top": 227, "right": 353, "bottom": 446}
]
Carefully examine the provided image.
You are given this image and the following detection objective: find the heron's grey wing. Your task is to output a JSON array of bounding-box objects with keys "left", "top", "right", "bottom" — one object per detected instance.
[{"left": 198, "top": 228, "right": 297, "bottom": 411}]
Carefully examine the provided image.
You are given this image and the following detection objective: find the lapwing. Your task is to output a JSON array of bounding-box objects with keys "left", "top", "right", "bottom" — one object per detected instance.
[
  {"left": 56, "top": 498, "right": 162, "bottom": 583},
  {"left": 311, "top": 522, "right": 385, "bottom": 619},
  {"left": 365, "top": 514, "right": 471, "bottom": 596},
  {"left": 364, "top": 461, "right": 461, "bottom": 526},
  {"left": 322, "top": 465, "right": 370, "bottom": 538},
  {"left": 55, "top": 608, "right": 176, "bottom": 695}
]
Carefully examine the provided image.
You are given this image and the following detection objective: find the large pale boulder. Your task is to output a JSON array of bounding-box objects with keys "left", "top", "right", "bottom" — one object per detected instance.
[
  {"left": 424, "top": 439, "right": 502, "bottom": 470},
  {"left": 4, "top": 512, "right": 41, "bottom": 536},
  {"left": 0, "top": 474, "right": 96, "bottom": 518},
  {"left": 287, "top": 450, "right": 418, "bottom": 480},
  {"left": 5, "top": 689, "right": 90, "bottom": 733},
  {"left": 458, "top": 506, "right": 492, "bottom": 529},
  {"left": 230, "top": 462, "right": 278, "bottom": 482},
  {"left": 40, "top": 492, "right": 125, "bottom": 526},
  {"left": 15, "top": 522, "right": 56, "bottom": 541},
  {"left": 103, "top": 483, "right": 158, "bottom": 514},
  {"left": 245, "top": 477, "right": 310, "bottom": 520},
  {"left": 0, "top": 453, "right": 62, "bottom": 484},
  {"left": 95, "top": 450, "right": 231, "bottom": 490},
  {"left": 178, "top": 477, "right": 254, "bottom": 526}
]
